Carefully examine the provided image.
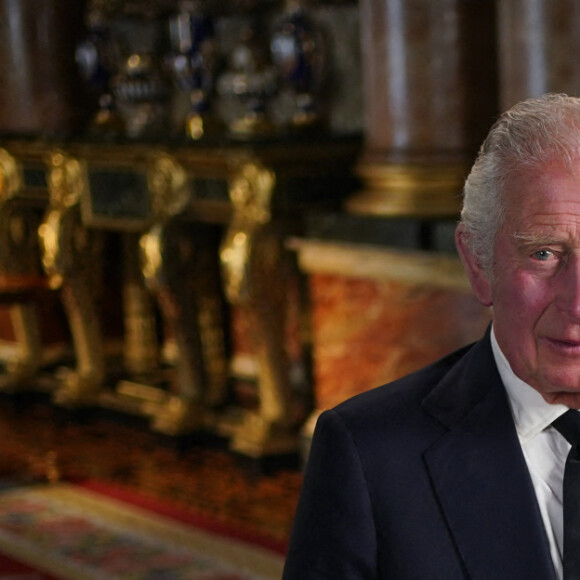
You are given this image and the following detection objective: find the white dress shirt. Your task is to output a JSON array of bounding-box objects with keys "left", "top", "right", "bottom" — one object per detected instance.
[{"left": 490, "top": 328, "right": 573, "bottom": 580}]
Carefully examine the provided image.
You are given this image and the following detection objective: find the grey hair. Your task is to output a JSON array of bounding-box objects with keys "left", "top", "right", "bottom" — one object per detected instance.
[{"left": 459, "top": 93, "right": 580, "bottom": 273}]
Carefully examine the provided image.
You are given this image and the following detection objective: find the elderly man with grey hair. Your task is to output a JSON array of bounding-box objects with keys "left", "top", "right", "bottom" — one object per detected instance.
[{"left": 283, "top": 93, "right": 580, "bottom": 580}]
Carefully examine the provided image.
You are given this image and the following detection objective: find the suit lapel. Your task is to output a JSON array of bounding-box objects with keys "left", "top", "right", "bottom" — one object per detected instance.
[{"left": 422, "top": 334, "right": 557, "bottom": 580}]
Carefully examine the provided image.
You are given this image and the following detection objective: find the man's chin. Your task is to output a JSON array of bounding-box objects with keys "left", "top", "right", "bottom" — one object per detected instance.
[{"left": 542, "top": 389, "right": 580, "bottom": 409}]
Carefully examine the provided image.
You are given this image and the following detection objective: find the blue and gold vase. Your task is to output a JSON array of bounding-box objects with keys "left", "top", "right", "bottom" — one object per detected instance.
[{"left": 270, "top": 0, "right": 326, "bottom": 130}]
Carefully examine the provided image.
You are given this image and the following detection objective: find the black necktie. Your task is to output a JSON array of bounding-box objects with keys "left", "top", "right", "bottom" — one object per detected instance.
[{"left": 553, "top": 410, "right": 580, "bottom": 580}]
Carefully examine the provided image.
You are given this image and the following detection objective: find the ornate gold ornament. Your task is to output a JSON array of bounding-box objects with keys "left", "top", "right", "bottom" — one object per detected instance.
[
  {"left": 146, "top": 153, "right": 190, "bottom": 220},
  {"left": 142, "top": 153, "right": 190, "bottom": 291},
  {"left": 45, "top": 150, "right": 88, "bottom": 209},
  {"left": 0, "top": 148, "right": 22, "bottom": 202},
  {"left": 0, "top": 149, "right": 38, "bottom": 274},
  {"left": 140, "top": 225, "right": 164, "bottom": 288},
  {"left": 38, "top": 209, "right": 65, "bottom": 289},
  {"left": 228, "top": 160, "right": 274, "bottom": 225},
  {"left": 141, "top": 153, "right": 190, "bottom": 293},
  {"left": 38, "top": 151, "right": 95, "bottom": 287},
  {"left": 220, "top": 159, "right": 275, "bottom": 303}
]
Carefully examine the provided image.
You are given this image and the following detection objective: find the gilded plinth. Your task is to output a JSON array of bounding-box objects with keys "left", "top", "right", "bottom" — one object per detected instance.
[{"left": 346, "top": 161, "right": 466, "bottom": 218}]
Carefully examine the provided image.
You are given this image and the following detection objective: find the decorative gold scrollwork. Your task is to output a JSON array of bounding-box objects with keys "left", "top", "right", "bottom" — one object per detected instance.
[
  {"left": 38, "top": 203, "right": 95, "bottom": 289},
  {"left": 38, "top": 151, "right": 93, "bottom": 288},
  {"left": 220, "top": 159, "right": 275, "bottom": 303},
  {"left": 147, "top": 153, "right": 190, "bottom": 220},
  {"left": 45, "top": 150, "right": 88, "bottom": 208},
  {"left": 0, "top": 149, "right": 40, "bottom": 275},
  {"left": 141, "top": 154, "right": 189, "bottom": 291},
  {"left": 38, "top": 209, "right": 66, "bottom": 289},
  {"left": 140, "top": 224, "right": 164, "bottom": 289},
  {"left": 228, "top": 160, "right": 274, "bottom": 225}
]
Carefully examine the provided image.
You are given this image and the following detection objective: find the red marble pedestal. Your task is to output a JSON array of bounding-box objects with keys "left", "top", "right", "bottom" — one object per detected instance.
[{"left": 292, "top": 240, "right": 491, "bottom": 428}]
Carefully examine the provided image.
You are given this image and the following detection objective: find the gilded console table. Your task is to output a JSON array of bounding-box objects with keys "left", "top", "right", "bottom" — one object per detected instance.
[{"left": 1, "top": 135, "right": 360, "bottom": 458}]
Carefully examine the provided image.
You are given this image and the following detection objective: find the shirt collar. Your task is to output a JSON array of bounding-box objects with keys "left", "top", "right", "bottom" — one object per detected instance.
[{"left": 490, "top": 325, "right": 569, "bottom": 442}]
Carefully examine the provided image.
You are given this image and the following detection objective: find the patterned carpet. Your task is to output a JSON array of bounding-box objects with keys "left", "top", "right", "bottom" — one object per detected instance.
[
  {"left": 0, "top": 482, "right": 285, "bottom": 579},
  {"left": 0, "top": 394, "right": 303, "bottom": 552}
]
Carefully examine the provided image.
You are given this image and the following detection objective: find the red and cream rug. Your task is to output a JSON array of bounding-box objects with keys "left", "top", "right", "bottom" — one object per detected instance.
[{"left": 0, "top": 481, "right": 285, "bottom": 579}]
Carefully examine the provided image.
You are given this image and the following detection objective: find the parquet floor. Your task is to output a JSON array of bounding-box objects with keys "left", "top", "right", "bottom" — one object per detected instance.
[{"left": 0, "top": 393, "right": 303, "bottom": 548}]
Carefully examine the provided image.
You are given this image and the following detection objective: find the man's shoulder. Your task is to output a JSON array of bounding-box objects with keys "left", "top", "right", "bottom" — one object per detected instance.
[{"left": 331, "top": 340, "right": 480, "bottom": 429}]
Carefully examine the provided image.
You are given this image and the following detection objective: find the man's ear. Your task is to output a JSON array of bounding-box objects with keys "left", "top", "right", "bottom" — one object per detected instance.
[{"left": 455, "top": 225, "right": 493, "bottom": 307}]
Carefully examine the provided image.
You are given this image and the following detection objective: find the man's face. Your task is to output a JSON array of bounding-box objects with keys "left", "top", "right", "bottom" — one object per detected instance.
[{"left": 458, "top": 161, "right": 580, "bottom": 408}]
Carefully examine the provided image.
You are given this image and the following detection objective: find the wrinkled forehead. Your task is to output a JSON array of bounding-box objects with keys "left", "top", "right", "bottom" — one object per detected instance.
[{"left": 500, "top": 159, "right": 580, "bottom": 226}]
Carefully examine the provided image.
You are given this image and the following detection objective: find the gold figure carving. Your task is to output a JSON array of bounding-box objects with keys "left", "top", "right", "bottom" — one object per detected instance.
[
  {"left": 140, "top": 154, "right": 228, "bottom": 435},
  {"left": 147, "top": 153, "right": 189, "bottom": 219},
  {"left": 220, "top": 159, "right": 300, "bottom": 457},
  {"left": 0, "top": 149, "right": 42, "bottom": 274},
  {"left": 39, "top": 150, "right": 106, "bottom": 406},
  {"left": 0, "top": 148, "right": 22, "bottom": 201},
  {"left": 0, "top": 148, "right": 43, "bottom": 389},
  {"left": 220, "top": 160, "right": 273, "bottom": 302}
]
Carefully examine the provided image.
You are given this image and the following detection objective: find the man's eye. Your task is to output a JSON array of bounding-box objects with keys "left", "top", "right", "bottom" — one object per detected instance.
[{"left": 533, "top": 249, "right": 555, "bottom": 261}]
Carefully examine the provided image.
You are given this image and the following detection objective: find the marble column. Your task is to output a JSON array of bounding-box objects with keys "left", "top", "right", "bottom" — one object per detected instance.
[
  {"left": 0, "top": 0, "right": 91, "bottom": 135},
  {"left": 497, "top": 0, "right": 580, "bottom": 109},
  {"left": 347, "top": 0, "right": 498, "bottom": 217}
]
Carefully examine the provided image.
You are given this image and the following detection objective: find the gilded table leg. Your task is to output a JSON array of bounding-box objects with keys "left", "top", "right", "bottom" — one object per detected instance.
[
  {"left": 122, "top": 232, "right": 160, "bottom": 377},
  {"left": 139, "top": 154, "right": 229, "bottom": 435},
  {"left": 3, "top": 303, "right": 42, "bottom": 388},
  {"left": 232, "top": 230, "right": 300, "bottom": 457},
  {"left": 39, "top": 152, "right": 106, "bottom": 406},
  {"left": 141, "top": 220, "right": 228, "bottom": 435},
  {"left": 0, "top": 150, "right": 45, "bottom": 389},
  {"left": 221, "top": 160, "right": 302, "bottom": 458},
  {"left": 56, "top": 269, "right": 105, "bottom": 405}
]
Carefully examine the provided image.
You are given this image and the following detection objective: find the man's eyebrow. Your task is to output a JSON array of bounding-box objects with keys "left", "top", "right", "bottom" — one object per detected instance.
[{"left": 512, "top": 232, "right": 565, "bottom": 246}]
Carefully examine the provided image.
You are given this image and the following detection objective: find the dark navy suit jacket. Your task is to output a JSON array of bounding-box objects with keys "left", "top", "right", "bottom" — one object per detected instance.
[{"left": 283, "top": 332, "right": 558, "bottom": 579}]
